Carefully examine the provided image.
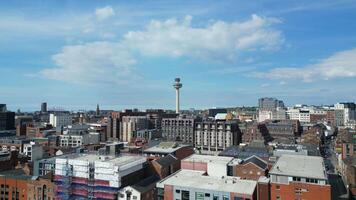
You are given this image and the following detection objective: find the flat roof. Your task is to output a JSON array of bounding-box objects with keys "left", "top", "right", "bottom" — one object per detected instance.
[
  {"left": 144, "top": 142, "right": 189, "bottom": 154},
  {"left": 183, "top": 154, "right": 233, "bottom": 165},
  {"left": 269, "top": 154, "right": 327, "bottom": 180},
  {"left": 58, "top": 153, "right": 146, "bottom": 167},
  {"left": 157, "top": 169, "right": 257, "bottom": 195}
]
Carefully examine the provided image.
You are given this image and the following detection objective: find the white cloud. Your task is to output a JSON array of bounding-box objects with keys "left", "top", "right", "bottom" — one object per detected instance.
[
  {"left": 254, "top": 48, "right": 356, "bottom": 82},
  {"left": 40, "top": 42, "right": 137, "bottom": 85},
  {"left": 95, "top": 6, "right": 115, "bottom": 21},
  {"left": 41, "top": 15, "right": 283, "bottom": 85},
  {"left": 123, "top": 14, "right": 283, "bottom": 59}
]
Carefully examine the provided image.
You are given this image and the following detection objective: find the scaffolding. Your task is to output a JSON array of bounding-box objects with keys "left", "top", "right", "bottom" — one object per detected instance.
[{"left": 55, "top": 160, "right": 73, "bottom": 200}]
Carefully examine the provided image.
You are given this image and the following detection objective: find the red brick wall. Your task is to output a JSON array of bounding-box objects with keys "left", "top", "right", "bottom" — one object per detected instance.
[
  {"left": 257, "top": 182, "right": 270, "bottom": 200},
  {"left": 230, "top": 192, "right": 255, "bottom": 200},
  {"left": 0, "top": 176, "right": 28, "bottom": 200},
  {"left": 271, "top": 182, "right": 331, "bottom": 200},
  {"left": 181, "top": 161, "right": 207, "bottom": 172},
  {"left": 164, "top": 185, "right": 173, "bottom": 200},
  {"left": 234, "top": 163, "right": 266, "bottom": 181},
  {"left": 175, "top": 147, "right": 194, "bottom": 160}
]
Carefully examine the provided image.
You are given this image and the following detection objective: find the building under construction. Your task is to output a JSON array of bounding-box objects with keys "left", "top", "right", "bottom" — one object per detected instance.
[{"left": 54, "top": 153, "right": 147, "bottom": 200}]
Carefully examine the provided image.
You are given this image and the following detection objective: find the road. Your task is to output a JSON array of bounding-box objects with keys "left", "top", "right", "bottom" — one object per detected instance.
[{"left": 323, "top": 138, "right": 349, "bottom": 200}]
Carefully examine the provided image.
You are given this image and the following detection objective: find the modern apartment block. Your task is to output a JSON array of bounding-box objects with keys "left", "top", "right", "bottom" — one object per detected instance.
[
  {"left": 161, "top": 116, "right": 196, "bottom": 144},
  {"left": 269, "top": 154, "right": 331, "bottom": 200},
  {"left": 335, "top": 102, "right": 356, "bottom": 125},
  {"left": 156, "top": 169, "right": 257, "bottom": 200},
  {"left": 54, "top": 153, "right": 147, "bottom": 200},
  {"left": 49, "top": 112, "right": 72, "bottom": 128},
  {"left": 121, "top": 115, "right": 149, "bottom": 142},
  {"left": 194, "top": 119, "right": 241, "bottom": 154}
]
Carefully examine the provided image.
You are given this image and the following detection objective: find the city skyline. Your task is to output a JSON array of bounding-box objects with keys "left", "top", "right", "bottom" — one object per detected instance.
[{"left": 1, "top": 0, "right": 356, "bottom": 111}]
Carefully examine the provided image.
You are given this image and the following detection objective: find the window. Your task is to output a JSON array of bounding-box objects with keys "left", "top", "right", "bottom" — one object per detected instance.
[
  {"left": 276, "top": 185, "right": 280, "bottom": 190},
  {"left": 195, "top": 192, "right": 204, "bottom": 200},
  {"left": 205, "top": 193, "right": 210, "bottom": 197},
  {"left": 292, "top": 177, "right": 301, "bottom": 182},
  {"left": 213, "top": 195, "right": 219, "bottom": 200},
  {"left": 276, "top": 195, "right": 281, "bottom": 200},
  {"left": 176, "top": 190, "right": 180, "bottom": 193}
]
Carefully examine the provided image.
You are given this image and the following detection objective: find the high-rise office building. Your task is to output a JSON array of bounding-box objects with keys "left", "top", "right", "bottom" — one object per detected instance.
[
  {"left": 258, "top": 97, "right": 286, "bottom": 122},
  {"left": 41, "top": 102, "right": 47, "bottom": 113},
  {"left": 0, "top": 104, "right": 15, "bottom": 131},
  {"left": 49, "top": 112, "right": 72, "bottom": 128}
]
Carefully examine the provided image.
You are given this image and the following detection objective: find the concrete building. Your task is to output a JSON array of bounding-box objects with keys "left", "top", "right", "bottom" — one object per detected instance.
[
  {"left": 272, "top": 144, "right": 308, "bottom": 157},
  {"left": 181, "top": 154, "right": 234, "bottom": 177},
  {"left": 269, "top": 154, "right": 331, "bottom": 200},
  {"left": 59, "top": 133, "right": 100, "bottom": 147},
  {"left": 54, "top": 153, "right": 147, "bottom": 199},
  {"left": 49, "top": 112, "right": 72, "bottom": 128},
  {"left": 259, "top": 98, "right": 284, "bottom": 110},
  {"left": 23, "top": 142, "right": 43, "bottom": 162},
  {"left": 121, "top": 115, "right": 149, "bottom": 143},
  {"left": 335, "top": 102, "right": 356, "bottom": 124},
  {"left": 156, "top": 169, "right": 257, "bottom": 200},
  {"left": 258, "top": 98, "right": 286, "bottom": 122},
  {"left": 161, "top": 116, "right": 196, "bottom": 144},
  {"left": 173, "top": 78, "right": 183, "bottom": 114},
  {"left": 195, "top": 119, "right": 241, "bottom": 154}
]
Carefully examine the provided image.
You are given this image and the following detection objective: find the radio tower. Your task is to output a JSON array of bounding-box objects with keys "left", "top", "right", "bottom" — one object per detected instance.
[{"left": 173, "top": 78, "right": 182, "bottom": 114}]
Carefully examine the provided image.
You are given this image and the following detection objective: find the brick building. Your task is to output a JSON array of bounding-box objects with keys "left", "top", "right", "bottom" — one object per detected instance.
[
  {"left": 195, "top": 119, "right": 242, "bottom": 154},
  {"left": 161, "top": 116, "right": 196, "bottom": 144},
  {"left": 269, "top": 155, "right": 331, "bottom": 200},
  {"left": 150, "top": 154, "right": 180, "bottom": 179},
  {"left": 27, "top": 175, "right": 56, "bottom": 200},
  {"left": 0, "top": 169, "right": 29, "bottom": 200},
  {"left": 229, "top": 155, "right": 268, "bottom": 181}
]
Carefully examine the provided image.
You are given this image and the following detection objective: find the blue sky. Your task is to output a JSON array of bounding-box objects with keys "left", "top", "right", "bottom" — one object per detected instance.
[{"left": 1, "top": 0, "right": 356, "bottom": 111}]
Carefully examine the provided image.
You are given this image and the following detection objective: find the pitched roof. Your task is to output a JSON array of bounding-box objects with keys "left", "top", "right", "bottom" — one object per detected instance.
[
  {"left": 131, "top": 175, "right": 160, "bottom": 193},
  {"left": 242, "top": 155, "right": 268, "bottom": 170},
  {"left": 155, "top": 154, "right": 178, "bottom": 167}
]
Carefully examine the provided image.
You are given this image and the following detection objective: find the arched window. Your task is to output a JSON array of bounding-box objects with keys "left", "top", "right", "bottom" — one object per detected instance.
[{"left": 42, "top": 185, "right": 47, "bottom": 200}]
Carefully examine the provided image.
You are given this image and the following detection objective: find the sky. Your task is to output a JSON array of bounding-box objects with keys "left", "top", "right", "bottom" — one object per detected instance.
[{"left": 1, "top": 0, "right": 356, "bottom": 111}]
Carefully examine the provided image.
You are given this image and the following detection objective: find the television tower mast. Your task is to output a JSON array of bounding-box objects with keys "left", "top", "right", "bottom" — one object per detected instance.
[{"left": 173, "top": 78, "right": 182, "bottom": 114}]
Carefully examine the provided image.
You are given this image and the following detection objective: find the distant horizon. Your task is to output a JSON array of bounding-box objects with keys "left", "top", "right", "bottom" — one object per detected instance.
[
  {"left": 4, "top": 100, "right": 349, "bottom": 113},
  {"left": 1, "top": 1, "right": 356, "bottom": 111}
]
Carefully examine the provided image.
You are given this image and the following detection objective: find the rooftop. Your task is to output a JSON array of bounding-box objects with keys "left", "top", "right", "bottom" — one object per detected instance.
[
  {"left": 269, "top": 154, "right": 327, "bottom": 180},
  {"left": 157, "top": 169, "right": 257, "bottom": 195},
  {"left": 183, "top": 154, "right": 233, "bottom": 165},
  {"left": 57, "top": 153, "right": 146, "bottom": 168},
  {"left": 144, "top": 142, "right": 189, "bottom": 154}
]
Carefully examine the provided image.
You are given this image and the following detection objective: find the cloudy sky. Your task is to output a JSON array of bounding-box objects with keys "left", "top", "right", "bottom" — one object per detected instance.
[{"left": 1, "top": 0, "right": 356, "bottom": 111}]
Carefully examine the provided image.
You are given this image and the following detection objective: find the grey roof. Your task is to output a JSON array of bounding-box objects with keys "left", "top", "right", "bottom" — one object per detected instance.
[
  {"left": 131, "top": 175, "right": 160, "bottom": 193},
  {"left": 269, "top": 154, "right": 327, "bottom": 180},
  {"left": 155, "top": 154, "right": 178, "bottom": 167},
  {"left": 243, "top": 155, "right": 268, "bottom": 170},
  {"left": 219, "top": 145, "right": 270, "bottom": 159},
  {"left": 157, "top": 170, "right": 257, "bottom": 195}
]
